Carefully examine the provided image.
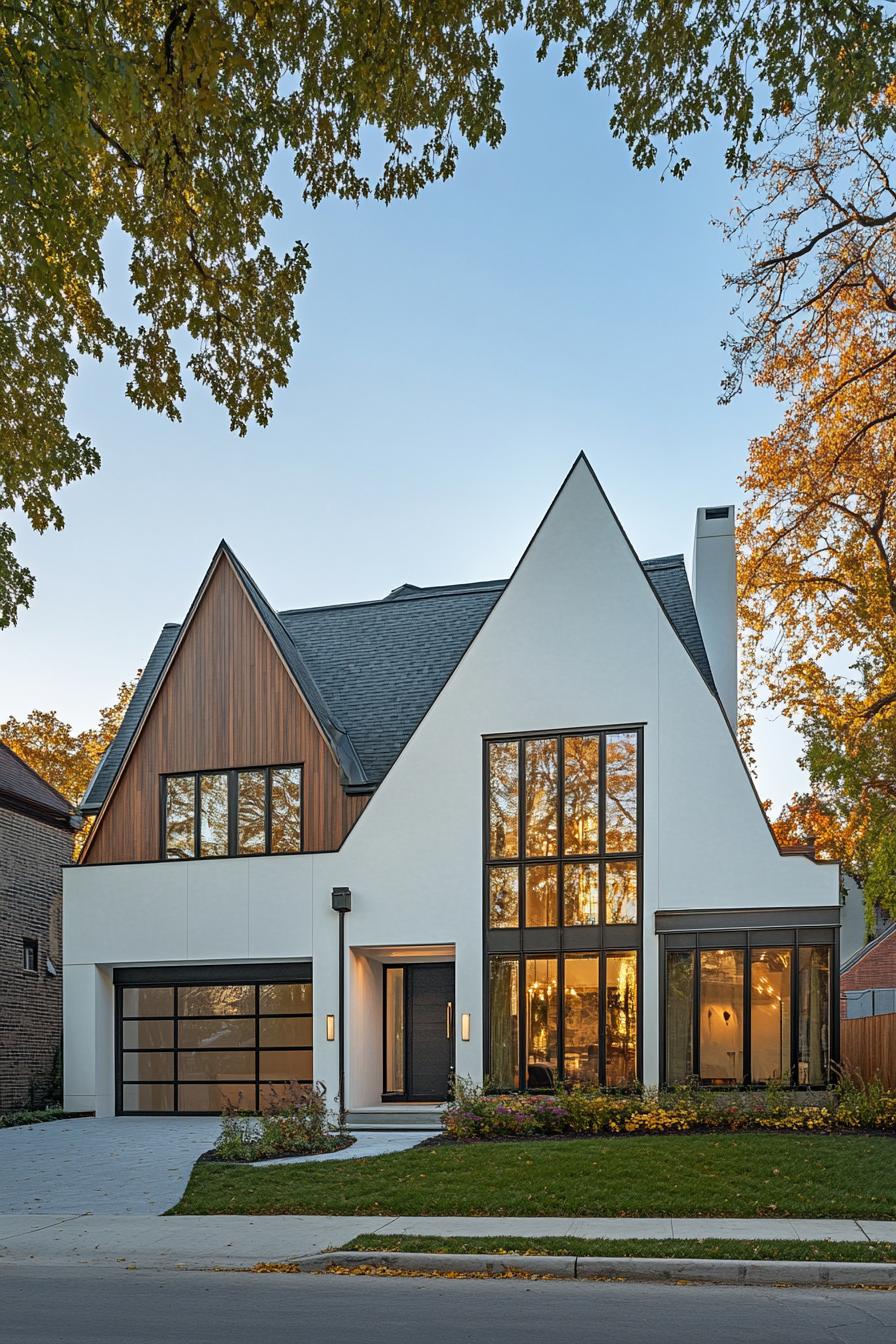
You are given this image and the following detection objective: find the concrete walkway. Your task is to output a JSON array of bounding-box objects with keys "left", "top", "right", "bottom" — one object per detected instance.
[
  {"left": 0, "top": 1119, "right": 429, "bottom": 1216},
  {"left": 1, "top": 1214, "right": 895, "bottom": 1271}
]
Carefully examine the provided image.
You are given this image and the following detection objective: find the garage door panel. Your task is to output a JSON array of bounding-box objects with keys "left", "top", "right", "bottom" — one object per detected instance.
[
  {"left": 178, "top": 1083, "right": 254, "bottom": 1112},
  {"left": 122, "top": 1052, "right": 174, "bottom": 1082},
  {"left": 178, "top": 1018, "right": 256, "bottom": 1049},
  {"left": 177, "top": 984, "right": 255, "bottom": 1016},
  {"left": 122, "top": 1083, "right": 174, "bottom": 1111},
  {"left": 122, "top": 1020, "right": 174, "bottom": 1049}
]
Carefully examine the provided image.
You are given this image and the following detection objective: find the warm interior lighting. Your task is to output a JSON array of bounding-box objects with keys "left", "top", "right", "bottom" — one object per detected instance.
[
  {"left": 326, "top": 1014, "right": 336, "bottom": 1042},
  {"left": 461, "top": 1012, "right": 471, "bottom": 1042}
]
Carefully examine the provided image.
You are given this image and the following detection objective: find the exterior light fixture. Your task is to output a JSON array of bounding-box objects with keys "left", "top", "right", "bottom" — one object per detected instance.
[
  {"left": 331, "top": 887, "right": 352, "bottom": 913},
  {"left": 461, "top": 1012, "right": 471, "bottom": 1042},
  {"left": 326, "top": 1014, "right": 336, "bottom": 1042}
]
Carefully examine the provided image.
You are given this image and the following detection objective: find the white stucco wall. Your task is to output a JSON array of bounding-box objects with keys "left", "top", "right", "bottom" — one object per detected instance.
[{"left": 63, "top": 457, "right": 839, "bottom": 1112}]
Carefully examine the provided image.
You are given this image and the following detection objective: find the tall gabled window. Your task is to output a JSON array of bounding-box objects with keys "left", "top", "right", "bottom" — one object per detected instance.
[
  {"left": 163, "top": 765, "right": 303, "bottom": 860},
  {"left": 485, "top": 727, "right": 642, "bottom": 1090},
  {"left": 486, "top": 729, "right": 640, "bottom": 930}
]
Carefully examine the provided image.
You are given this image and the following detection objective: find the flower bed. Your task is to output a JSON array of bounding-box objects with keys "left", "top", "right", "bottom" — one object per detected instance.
[
  {"left": 442, "top": 1076, "right": 896, "bottom": 1141},
  {"left": 207, "top": 1082, "right": 355, "bottom": 1163}
]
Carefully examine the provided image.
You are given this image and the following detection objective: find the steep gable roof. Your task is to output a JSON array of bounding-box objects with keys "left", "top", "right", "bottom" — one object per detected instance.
[
  {"left": 81, "top": 542, "right": 718, "bottom": 813},
  {"left": 0, "top": 740, "right": 75, "bottom": 827}
]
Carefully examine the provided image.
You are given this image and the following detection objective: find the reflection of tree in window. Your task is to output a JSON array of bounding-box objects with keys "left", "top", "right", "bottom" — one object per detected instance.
[
  {"left": 488, "top": 741, "right": 519, "bottom": 858},
  {"left": 798, "top": 946, "right": 830, "bottom": 1085},
  {"left": 166, "top": 776, "right": 195, "bottom": 858},
  {"left": 665, "top": 950, "right": 694, "bottom": 1084},
  {"left": 563, "top": 955, "right": 600, "bottom": 1085},
  {"left": 605, "top": 732, "right": 637, "bottom": 852},
  {"left": 563, "top": 862, "right": 600, "bottom": 926},
  {"left": 488, "top": 957, "right": 519, "bottom": 1090},
  {"left": 605, "top": 860, "right": 637, "bottom": 923},
  {"left": 271, "top": 766, "right": 302, "bottom": 853},
  {"left": 605, "top": 952, "right": 637, "bottom": 1084},
  {"left": 199, "top": 773, "right": 228, "bottom": 857},
  {"left": 563, "top": 735, "right": 600, "bottom": 854},
  {"left": 525, "top": 738, "right": 558, "bottom": 856},
  {"left": 526, "top": 958, "right": 558, "bottom": 1084},
  {"left": 488, "top": 866, "right": 519, "bottom": 928},
  {"left": 750, "top": 948, "right": 791, "bottom": 1083},
  {"left": 238, "top": 770, "right": 266, "bottom": 854},
  {"left": 525, "top": 865, "right": 558, "bottom": 926}
]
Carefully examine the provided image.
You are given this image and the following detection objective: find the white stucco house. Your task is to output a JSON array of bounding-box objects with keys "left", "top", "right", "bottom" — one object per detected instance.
[{"left": 63, "top": 456, "right": 840, "bottom": 1120}]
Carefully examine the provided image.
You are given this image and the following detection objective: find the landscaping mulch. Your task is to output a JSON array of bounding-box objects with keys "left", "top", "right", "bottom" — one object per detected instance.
[{"left": 198, "top": 1134, "right": 356, "bottom": 1164}]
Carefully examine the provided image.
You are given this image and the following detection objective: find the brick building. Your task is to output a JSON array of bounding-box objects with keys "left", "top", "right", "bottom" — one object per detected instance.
[
  {"left": 841, "top": 924, "right": 896, "bottom": 1020},
  {"left": 0, "top": 742, "right": 77, "bottom": 1111}
]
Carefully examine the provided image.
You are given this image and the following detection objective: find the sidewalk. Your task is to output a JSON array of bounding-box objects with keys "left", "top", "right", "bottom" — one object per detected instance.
[{"left": 1, "top": 1214, "right": 895, "bottom": 1271}]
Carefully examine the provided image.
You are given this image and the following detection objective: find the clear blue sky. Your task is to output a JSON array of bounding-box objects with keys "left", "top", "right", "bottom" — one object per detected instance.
[{"left": 0, "top": 31, "right": 802, "bottom": 807}]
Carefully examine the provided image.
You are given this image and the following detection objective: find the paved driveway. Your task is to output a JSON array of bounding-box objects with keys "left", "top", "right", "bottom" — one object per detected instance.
[{"left": 0, "top": 1118, "right": 220, "bottom": 1215}]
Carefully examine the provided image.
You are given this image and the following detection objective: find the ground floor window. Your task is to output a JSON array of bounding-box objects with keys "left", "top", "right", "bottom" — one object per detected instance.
[
  {"left": 663, "top": 940, "right": 832, "bottom": 1087},
  {"left": 116, "top": 966, "right": 312, "bottom": 1114},
  {"left": 487, "top": 950, "right": 638, "bottom": 1090}
]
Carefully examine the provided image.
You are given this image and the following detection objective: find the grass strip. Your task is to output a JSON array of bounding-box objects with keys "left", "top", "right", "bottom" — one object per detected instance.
[
  {"left": 170, "top": 1133, "right": 896, "bottom": 1218},
  {"left": 339, "top": 1234, "right": 896, "bottom": 1264}
]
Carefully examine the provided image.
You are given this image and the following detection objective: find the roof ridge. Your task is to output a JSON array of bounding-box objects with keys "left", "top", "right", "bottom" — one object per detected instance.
[
  {"left": 642, "top": 553, "right": 686, "bottom": 569},
  {"left": 219, "top": 544, "right": 368, "bottom": 787},
  {"left": 279, "top": 582, "right": 508, "bottom": 618}
]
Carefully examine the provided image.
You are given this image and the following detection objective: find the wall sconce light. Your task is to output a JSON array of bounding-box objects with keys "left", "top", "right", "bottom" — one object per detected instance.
[
  {"left": 461, "top": 1012, "right": 471, "bottom": 1042},
  {"left": 326, "top": 1014, "right": 336, "bottom": 1042}
]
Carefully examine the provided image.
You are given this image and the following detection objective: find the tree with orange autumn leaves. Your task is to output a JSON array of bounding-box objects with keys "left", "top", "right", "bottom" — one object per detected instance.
[
  {"left": 729, "top": 105, "right": 896, "bottom": 919},
  {"left": 1, "top": 676, "right": 138, "bottom": 855}
]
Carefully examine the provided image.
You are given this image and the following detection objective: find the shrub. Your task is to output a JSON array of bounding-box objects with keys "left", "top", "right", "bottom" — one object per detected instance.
[
  {"left": 441, "top": 1075, "right": 896, "bottom": 1141},
  {"left": 0, "top": 1106, "right": 67, "bottom": 1129},
  {"left": 212, "top": 1082, "right": 352, "bottom": 1162}
]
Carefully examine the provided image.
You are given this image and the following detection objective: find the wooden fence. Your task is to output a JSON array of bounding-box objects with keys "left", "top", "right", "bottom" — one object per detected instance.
[{"left": 840, "top": 1011, "right": 896, "bottom": 1090}]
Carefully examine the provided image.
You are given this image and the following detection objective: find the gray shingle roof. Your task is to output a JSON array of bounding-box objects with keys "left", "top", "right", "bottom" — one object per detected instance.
[
  {"left": 641, "top": 554, "right": 716, "bottom": 692},
  {"left": 81, "top": 553, "right": 717, "bottom": 813},
  {"left": 0, "top": 740, "right": 75, "bottom": 826}
]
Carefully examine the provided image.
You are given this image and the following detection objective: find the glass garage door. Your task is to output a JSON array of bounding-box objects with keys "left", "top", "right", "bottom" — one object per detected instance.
[{"left": 118, "top": 977, "right": 312, "bottom": 1114}]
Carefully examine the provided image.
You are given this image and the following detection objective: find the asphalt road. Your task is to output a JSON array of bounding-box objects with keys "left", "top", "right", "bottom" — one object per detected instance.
[{"left": 2, "top": 1265, "right": 895, "bottom": 1344}]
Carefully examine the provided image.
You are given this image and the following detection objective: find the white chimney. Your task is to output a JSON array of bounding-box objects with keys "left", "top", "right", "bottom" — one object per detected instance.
[{"left": 692, "top": 505, "right": 737, "bottom": 727}]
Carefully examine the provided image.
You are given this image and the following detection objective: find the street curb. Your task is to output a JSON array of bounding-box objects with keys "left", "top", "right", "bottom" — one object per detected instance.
[{"left": 294, "top": 1250, "right": 896, "bottom": 1288}]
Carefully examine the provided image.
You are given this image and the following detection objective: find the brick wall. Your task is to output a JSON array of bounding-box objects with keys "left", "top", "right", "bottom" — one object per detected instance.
[
  {"left": 0, "top": 804, "right": 72, "bottom": 1111},
  {"left": 840, "top": 927, "right": 896, "bottom": 1020}
]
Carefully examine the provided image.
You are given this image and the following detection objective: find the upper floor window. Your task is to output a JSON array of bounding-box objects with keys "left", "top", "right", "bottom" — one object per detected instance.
[
  {"left": 23, "top": 938, "right": 38, "bottom": 973},
  {"left": 163, "top": 765, "right": 302, "bottom": 860},
  {"left": 486, "top": 729, "right": 640, "bottom": 929}
]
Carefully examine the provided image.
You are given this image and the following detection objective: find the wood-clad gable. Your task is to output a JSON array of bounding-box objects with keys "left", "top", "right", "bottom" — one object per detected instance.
[{"left": 82, "top": 554, "right": 367, "bottom": 865}]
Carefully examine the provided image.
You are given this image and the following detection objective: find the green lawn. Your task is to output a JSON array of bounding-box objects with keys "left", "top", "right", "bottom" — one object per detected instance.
[
  {"left": 170, "top": 1133, "right": 896, "bottom": 1218},
  {"left": 340, "top": 1234, "right": 896, "bottom": 1264}
]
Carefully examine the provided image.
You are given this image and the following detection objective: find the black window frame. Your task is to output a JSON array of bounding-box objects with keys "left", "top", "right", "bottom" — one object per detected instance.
[
  {"left": 659, "top": 927, "right": 838, "bottom": 1089},
  {"left": 160, "top": 763, "right": 304, "bottom": 861},
  {"left": 22, "top": 937, "right": 38, "bottom": 974},
  {"left": 482, "top": 725, "right": 643, "bottom": 1090}
]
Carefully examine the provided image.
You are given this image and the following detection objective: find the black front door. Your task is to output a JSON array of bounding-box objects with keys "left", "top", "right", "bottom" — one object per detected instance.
[
  {"left": 384, "top": 962, "right": 455, "bottom": 1102},
  {"left": 407, "top": 964, "right": 455, "bottom": 1101}
]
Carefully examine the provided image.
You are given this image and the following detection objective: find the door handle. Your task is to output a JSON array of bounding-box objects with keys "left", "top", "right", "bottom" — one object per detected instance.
[{"left": 446, "top": 1002, "right": 454, "bottom": 1039}]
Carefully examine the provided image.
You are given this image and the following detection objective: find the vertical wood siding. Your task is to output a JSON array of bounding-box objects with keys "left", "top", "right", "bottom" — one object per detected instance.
[
  {"left": 83, "top": 556, "right": 368, "bottom": 864},
  {"left": 841, "top": 1012, "right": 896, "bottom": 1090}
]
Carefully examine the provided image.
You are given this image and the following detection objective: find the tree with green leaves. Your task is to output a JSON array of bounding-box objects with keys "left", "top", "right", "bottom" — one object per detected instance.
[{"left": 2, "top": 0, "right": 895, "bottom": 625}]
